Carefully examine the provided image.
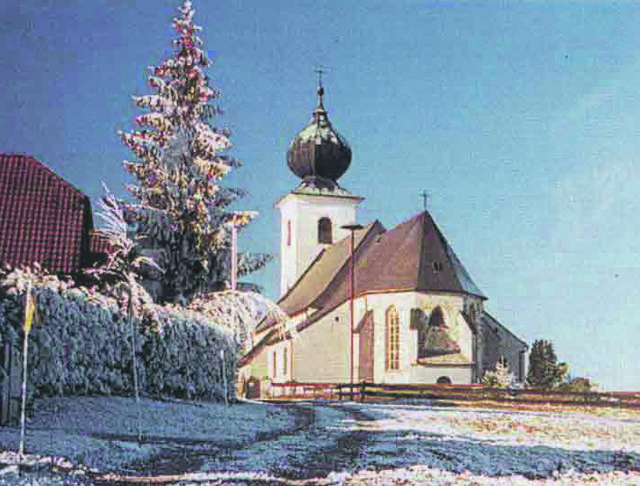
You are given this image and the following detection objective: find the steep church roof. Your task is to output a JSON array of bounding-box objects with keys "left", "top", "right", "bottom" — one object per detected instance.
[
  {"left": 257, "top": 209, "right": 485, "bottom": 338},
  {"left": 309, "top": 210, "right": 485, "bottom": 317}
]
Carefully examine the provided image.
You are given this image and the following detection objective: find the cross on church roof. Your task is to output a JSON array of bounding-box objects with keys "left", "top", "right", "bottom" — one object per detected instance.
[{"left": 421, "top": 191, "right": 431, "bottom": 210}]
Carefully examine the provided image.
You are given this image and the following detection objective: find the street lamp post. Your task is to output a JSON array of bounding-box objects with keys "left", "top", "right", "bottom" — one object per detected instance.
[{"left": 342, "top": 224, "right": 363, "bottom": 399}]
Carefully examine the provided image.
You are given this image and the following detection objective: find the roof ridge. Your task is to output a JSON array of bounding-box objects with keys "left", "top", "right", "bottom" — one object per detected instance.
[
  {"left": 423, "top": 209, "right": 486, "bottom": 298},
  {"left": 482, "top": 310, "right": 528, "bottom": 347},
  {"left": 0, "top": 153, "right": 87, "bottom": 199},
  {"left": 309, "top": 220, "right": 384, "bottom": 310}
]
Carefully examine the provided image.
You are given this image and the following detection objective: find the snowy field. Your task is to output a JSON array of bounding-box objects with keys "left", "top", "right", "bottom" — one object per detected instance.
[
  {"left": 0, "top": 397, "right": 638, "bottom": 485},
  {"left": 0, "top": 396, "right": 299, "bottom": 485}
]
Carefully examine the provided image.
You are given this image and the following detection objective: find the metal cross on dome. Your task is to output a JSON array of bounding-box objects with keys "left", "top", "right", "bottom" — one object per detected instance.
[{"left": 314, "top": 66, "right": 326, "bottom": 87}]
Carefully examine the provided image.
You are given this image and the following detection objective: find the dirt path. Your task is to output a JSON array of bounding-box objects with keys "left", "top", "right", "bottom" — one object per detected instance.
[{"left": 90, "top": 402, "right": 374, "bottom": 486}]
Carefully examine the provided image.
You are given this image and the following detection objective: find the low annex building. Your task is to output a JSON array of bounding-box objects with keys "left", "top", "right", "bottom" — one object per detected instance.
[{"left": 239, "top": 84, "right": 527, "bottom": 395}]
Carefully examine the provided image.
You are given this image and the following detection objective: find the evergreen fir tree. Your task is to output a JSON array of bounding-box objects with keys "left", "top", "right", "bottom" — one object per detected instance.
[
  {"left": 526, "top": 339, "right": 568, "bottom": 389},
  {"left": 119, "top": 0, "right": 270, "bottom": 303}
]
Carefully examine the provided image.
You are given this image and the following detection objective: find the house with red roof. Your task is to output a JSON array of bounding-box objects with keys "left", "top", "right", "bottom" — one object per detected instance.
[
  {"left": 0, "top": 154, "right": 108, "bottom": 275},
  {"left": 239, "top": 84, "right": 527, "bottom": 393}
]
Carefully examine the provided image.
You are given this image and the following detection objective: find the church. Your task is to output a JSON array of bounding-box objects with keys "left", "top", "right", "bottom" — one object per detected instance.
[{"left": 239, "top": 83, "right": 527, "bottom": 395}]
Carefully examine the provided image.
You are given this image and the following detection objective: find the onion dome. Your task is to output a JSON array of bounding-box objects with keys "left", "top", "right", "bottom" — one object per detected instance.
[{"left": 287, "top": 82, "right": 352, "bottom": 183}]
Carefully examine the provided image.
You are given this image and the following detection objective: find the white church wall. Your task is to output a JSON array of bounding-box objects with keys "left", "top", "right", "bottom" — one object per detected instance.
[
  {"left": 292, "top": 305, "right": 352, "bottom": 383},
  {"left": 406, "top": 366, "right": 473, "bottom": 385},
  {"left": 269, "top": 340, "right": 292, "bottom": 383},
  {"left": 364, "top": 291, "right": 477, "bottom": 384},
  {"left": 277, "top": 193, "right": 359, "bottom": 296},
  {"left": 365, "top": 292, "right": 416, "bottom": 384},
  {"left": 455, "top": 312, "right": 474, "bottom": 361}
]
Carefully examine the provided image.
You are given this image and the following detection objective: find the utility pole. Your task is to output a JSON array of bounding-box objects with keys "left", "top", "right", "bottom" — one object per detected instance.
[
  {"left": 342, "top": 224, "right": 363, "bottom": 398},
  {"left": 231, "top": 226, "right": 238, "bottom": 291}
]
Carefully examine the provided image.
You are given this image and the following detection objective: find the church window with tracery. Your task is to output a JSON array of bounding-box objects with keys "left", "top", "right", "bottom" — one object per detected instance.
[
  {"left": 385, "top": 306, "right": 400, "bottom": 370},
  {"left": 318, "top": 217, "right": 333, "bottom": 244}
]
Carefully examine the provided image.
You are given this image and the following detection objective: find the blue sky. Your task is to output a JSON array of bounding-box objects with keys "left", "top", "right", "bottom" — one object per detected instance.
[{"left": 3, "top": 1, "right": 640, "bottom": 391}]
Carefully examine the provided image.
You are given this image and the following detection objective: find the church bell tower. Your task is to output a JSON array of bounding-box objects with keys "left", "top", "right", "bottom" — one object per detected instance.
[{"left": 276, "top": 79, "right": 363, "bottom": 296}]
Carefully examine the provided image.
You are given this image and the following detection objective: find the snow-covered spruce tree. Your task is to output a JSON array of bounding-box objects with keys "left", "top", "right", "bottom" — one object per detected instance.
[{"left": 119, "top": 0, "right": 270, "bottom": 304}]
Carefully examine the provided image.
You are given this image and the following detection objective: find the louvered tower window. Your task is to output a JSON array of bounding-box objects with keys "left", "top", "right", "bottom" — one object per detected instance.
[
  {"left": 318, "top": 217, "right": 332, "bottom": 244},
  {"left": 385, "top": 306, "right": 400, "bottom": 370}
]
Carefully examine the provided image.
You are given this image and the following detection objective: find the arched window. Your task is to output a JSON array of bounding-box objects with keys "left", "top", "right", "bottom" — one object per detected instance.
[
  {"left": 498, "top": 355, "right": 509, "bottom": 369},
  {"left": 318, "top": 217, "right": 333, "bottom": 244},
  {"left": 418, "top": 306, "right": 446, "bottom": 359},
  {"left": 385, "top": 306, "right": 400, "bottom": 371},
  {"left": 428, "top": 307, "right": 446, "bottom": 328},
  {"left": 437, "top": 376, "right": 452, "bottom": 385}
]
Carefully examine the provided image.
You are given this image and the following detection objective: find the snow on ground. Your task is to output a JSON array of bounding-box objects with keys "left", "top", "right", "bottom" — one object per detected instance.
[
  {"left": 351, "top": 402, "right": 640, "bottom": 474},
  {"left": 0, "top": 397, "right": 639, "bottom": 485},
  {"left": 176, "top": 401, "right": 640, "bottom": 486},
  {"left": 0, "top": 395, "right": 298, "bottom": 485}
]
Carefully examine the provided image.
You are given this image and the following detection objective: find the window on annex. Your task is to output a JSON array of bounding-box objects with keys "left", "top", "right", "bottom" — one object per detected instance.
[
  {"left": 318, "top": 217, "right": 332, "bottom": 244},
  {"left": 385, "top": 306, "right": 400, "bottom": 371}
]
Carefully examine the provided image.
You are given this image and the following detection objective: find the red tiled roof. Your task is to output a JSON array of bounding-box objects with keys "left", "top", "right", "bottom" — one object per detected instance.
[
  {"left": 89, "top": 230, "right": 113, "bottom": 255},
  {"left": 0, "top": 154, "right": 94, "bottom": 274}
]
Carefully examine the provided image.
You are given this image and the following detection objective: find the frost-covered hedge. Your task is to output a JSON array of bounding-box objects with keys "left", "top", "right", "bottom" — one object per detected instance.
[{"left": 0, "top": 285, "right": 237, "bottom": 402}]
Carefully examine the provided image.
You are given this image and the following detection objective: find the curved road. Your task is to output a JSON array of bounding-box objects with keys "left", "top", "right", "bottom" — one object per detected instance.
[{"left": 94, "top": 401, "right": 374, "bottom": 486}]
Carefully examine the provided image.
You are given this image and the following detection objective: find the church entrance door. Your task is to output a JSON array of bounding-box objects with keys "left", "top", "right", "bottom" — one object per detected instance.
[{"left": 358, "top": 312, "right": 374, "bottom": 382}]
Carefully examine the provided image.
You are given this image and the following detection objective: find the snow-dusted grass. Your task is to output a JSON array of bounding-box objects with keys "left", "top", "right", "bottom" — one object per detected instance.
[
  {"left": 344, "top": 402, "right": 640, "bottom": 482},
  {"left": 179, "top": 401, "right": 640, "bottom": 486},
  {"left": 0, "top": 396, "right": 297, "bottom": 485},
  {"left": 0, "top": 398, "right": 638, "bottom": 485}
]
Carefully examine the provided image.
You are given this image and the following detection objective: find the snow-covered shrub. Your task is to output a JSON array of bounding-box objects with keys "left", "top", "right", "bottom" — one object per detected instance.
[
  {"left": 482, "top": 361, "right": 515, "bottom": 389},
  {"left": 0, "top": 266, "right": 237, "bottom": 401}
]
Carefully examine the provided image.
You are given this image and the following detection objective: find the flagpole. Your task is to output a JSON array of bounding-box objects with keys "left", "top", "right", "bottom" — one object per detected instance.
[{"left": 19, "top": 282, "right": 35, "bottom": 465}]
